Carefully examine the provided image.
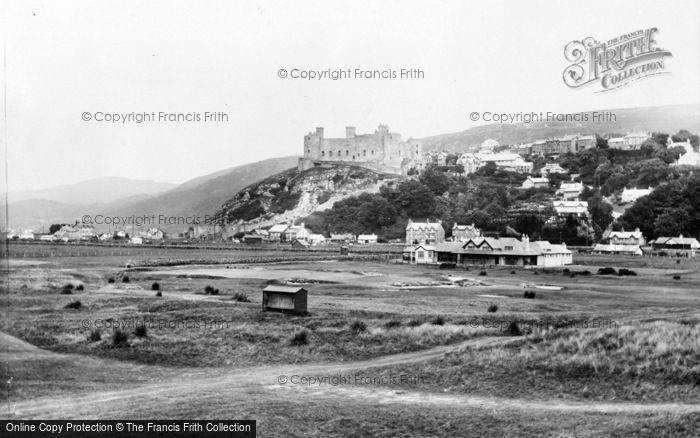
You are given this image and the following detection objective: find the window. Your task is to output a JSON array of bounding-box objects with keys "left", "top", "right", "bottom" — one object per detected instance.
[
  {"left": 505, "top": 246, "right": 514, "bottom": 251},
  {"left": 338, "top": 150, "right": 341, "bottom": 157},
  {"left": 329, "top": 151, "right": 332, "bottom": 157},
  {"left": 346, "top": 150, "right": 349, "bottom": 156},
  {"left": 322, "top": 151, "right": 325, "bottom": 157},
  {"left": 363, "top": 150, "right": 366, "bottom": 157},
  {"left": 417, "top": 251, "right": 424, "bottom": 258},
  {"left": 371, "top": 150, "right": 374, "bottom": 155}
]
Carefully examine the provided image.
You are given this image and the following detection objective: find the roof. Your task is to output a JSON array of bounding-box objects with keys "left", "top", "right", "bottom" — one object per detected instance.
[
  {"left": 525, "top": 177, "right": 549, "bottom": 183},
  {"left": 263, "top": 285, "right": 307, "bottom": 294},
  {"left": 593, "top": 244, "right": 642, "bottom": 253},
  {"left": 357, "top": 234, "right": 377, "bottom": 239},
  {"left": 609, "top": 230, "right": 643, "bottom": 239},
  {"left": 653, "top": 236, "right": 700, "bottom": 246},
  {"left": 406, "top": 221, "right": 444, "bottom": 231},
  {"left": 434, "top": 238, "right": 571, "bottom": 256},
  {"left": 269, "top": 224, "right": 288, "bottom": 233},
  {"left": 553, "top": 200, "right": 588, "bottom": 207}
]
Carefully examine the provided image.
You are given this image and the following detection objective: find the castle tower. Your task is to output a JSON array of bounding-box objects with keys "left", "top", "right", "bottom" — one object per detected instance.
[{"left": 346, "top": 126, "right": 356, "bottom": 138}]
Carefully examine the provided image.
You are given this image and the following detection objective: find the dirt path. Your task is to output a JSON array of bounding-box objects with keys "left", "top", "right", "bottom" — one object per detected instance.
[{"left": 3, "top": 331, "right": 700, "bottom": 419}]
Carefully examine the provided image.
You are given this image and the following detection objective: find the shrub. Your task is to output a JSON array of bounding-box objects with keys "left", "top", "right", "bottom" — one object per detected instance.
[
  {"left": 431, "top": 315, "right": 445, "bottom": 326},
  {"left": 75, "top": 284, "right": 84, "bottom": 291},
  {"left": 210, "top": 288, "right": 219, "bottom": 295},
  {"left": 134, "top": 324, "right": 147, "bottom": 338},
  {"left": 350, "top": 320, "right": 367, "bottom": 333},
  {"left": 290, "top": 330, "right": 309, "bottom": 346},
  {"left": 598, "top": 267, "right": 617, "bottom": 275},
  {"left": 507, "top": 321, "right": 522, "bottom": 336},
  {"left": 64, "top": 300, "right": 82, "bottom": 309},
  {"left": 60, "top": 285, "right": 73, "bottom": 295},
  {"left": 87, "top": 329, "right": 101, "bottom": 342},
  {"left": 510, "top": 270, "right": 516, "bottom": 275},
  {"left": 112, "top": 329, "right": 129, "bottom": 347},
  {"left": 523, "top": 290, "right": 536, "bottom": 299},
  {"left": 479, "top": 270, "right": 487, "bottom": 276},
  {"left": 107, "top": 277, "right": 115, "bottom": 283},
  {"left": 488, "top": 303, "right": 498, "bottom": 313},
  {"left": 232, "top": 292, "right": 250, "bottom": 302},
  {"left": 562, "top": 268, "right": 570, "bottom": 274},
  {"left": 533, "top": 271, "right": 539, "bottom": 275},
  {"left": 204, "top": 285, "right": 215, "bottom": 294},
  {"left": 618, "top": 268, "right": 637, "bottom": 276},
  {"left": 407, "top": 319, "right": 423, "bottom": 327},
  {"left": 384, "top": 319, "right": 401, "bottom": 329},
  {"left": 673, "top": 275, "right": 681, "bottom": 280},
  {"left": 155, "top": 291, "right": 162, "bottom": 297},
  {"left": 122, "top": 275, "right": 130, "bottom": 283},
  {"left": 151, "top": 282, "right": 160, "bottom": 291}
]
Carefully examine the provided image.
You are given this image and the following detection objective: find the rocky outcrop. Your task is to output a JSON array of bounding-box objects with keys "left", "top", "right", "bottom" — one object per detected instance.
[{"left": 213, "top": 165, "right": 401, "bottom": 234}]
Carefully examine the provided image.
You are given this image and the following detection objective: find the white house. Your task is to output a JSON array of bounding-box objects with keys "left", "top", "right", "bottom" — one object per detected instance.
[
  {"left": 620, "top": 187, "right": 652, "bottom": 204},
  {"left": 129, "top": 237, "right": 143, "bottom": 245},
  {"left": 434, "top": 235, "right": 572, "bottom": 267},
  {"left": 553, "top": 200, "right": 589, "bottom": 216},
  {"left": 673, "top": 140, "right": 700, "bottom": 167},
  {"left": 404, "top": 244, "right": 436, "bottom": 264},
  {"left": 556, "top": 180, "right": 584, "bottom": 200},
  {"left": 477, "top": 151, "right": 533, "bottom": 173},
  {"left": 268, "top": 224, "right": 289, "bottom": 242},
  {"left": 285, "top": 223, "right": 311, "bottom": 242},
  {"left": 406, "top": 219, "right": 445, "bottom": 245},
  {"left": 357, "top": 234, "right": 378, "bottom": 244},
  {"left": 307, "top": 233, "right": 326, "bottom": 246},
  {"left": 592, "top": 243, "right": 643, "bottom": 256},
  {"left": 540, "top": 163, "right": 567, "bottom": 175},
  {"left": 522, "top": 176, "right": 550, "bottom": 189}
]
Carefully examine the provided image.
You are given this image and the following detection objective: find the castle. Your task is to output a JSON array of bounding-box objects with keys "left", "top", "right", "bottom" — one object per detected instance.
[{"left": 298, "top": 124, "right": 423, "bottom": 175}]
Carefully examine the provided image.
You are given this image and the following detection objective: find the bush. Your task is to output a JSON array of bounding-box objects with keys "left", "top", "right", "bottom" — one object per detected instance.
[
  {"left": 210, "top": 288, "right": 219, "bottom": 295},
  {"left": 479, "top": 270, "right": 488, "bottom": 276},
  {"left": 507, "top": 321, "right": 522, "bottom": 336},
  {"left": 290, "top": 330, "right": 309, "bottom": 346},
  {"left": 155, "top": 290, "right": 162, "bottom": 297},
  {"left": 598, "top": 267, "right": 617, "bottom": 275},
  {"left": 384, "top": 319, "right": 401, "bottom": 329},
  {"left": 205, "top": 285, "right": 215, "bottom": 294},
  {"left": 107, "top": 277, "right": 115, "bottom": 283},
  {"left": 75, "top": 284, "right": 84, "bottom": 291},
  {"left": 407, "top": 319, "right": 423, "bottom": 327},
  {"left": 112, "top": 329, "right": 129, "bottom": 347},
  {"left": 533, "top": 271, "right": 539, "bottom": 275},
  {"left": 618, "top": 268, "right": 637, "bottom": 276},
  {"left": 439, "top": 263, "right": 456, "bottom": 269},
  {"left": 122, "top": 275, "right": 130, "bottom": 283},
  {"left": 134, "top": 324, "right": 147, "bottom": 338},
  {"left": 232, "top": 292, "right": 250, "bottom": 302},
  {"left": 350, "top": 320, "right": 367, "bottom": 333},
  {"left": 673, "top": 275, "right": 681, "bottom": 280},
  {"left": 523, "top": 290, "right": 536, "bottom": 299},
  {"left": 60, "top": 285, "right": 73, "bottom": 295},
  {"left": 151, "top": 282, "right": 160, "bottom": 291},
  {"left": 510, "top": 270, "right": 516, "bottom": 275},
  {"left": 87, "top": 329, "right": 101, "bottom": 342},
  {"left": 64, "top": 300, "right": 82, "bottom": 309},
  {"left": 431, "top": 315, "right": 445, "bottom": 326},
  {"left": 562, "top": 268, "right": 570, "bottom": 274},
  {"left": 488, "top": 303, "right": 498, "bottom": 313}
]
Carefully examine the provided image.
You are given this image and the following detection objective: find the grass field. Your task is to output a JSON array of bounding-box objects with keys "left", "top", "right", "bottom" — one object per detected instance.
[{"left": 1, "top": 242, "right": 699, "bottom": 436}]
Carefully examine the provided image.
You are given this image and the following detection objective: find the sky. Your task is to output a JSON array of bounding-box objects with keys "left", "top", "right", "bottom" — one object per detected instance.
[{"left": 2, "top": 0, "right": 700, "bottom": 191}]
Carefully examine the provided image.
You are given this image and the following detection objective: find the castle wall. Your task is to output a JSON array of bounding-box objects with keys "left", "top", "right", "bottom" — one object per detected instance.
[{"left": 301, "top": 125, "right": 422, "bottom": 175}]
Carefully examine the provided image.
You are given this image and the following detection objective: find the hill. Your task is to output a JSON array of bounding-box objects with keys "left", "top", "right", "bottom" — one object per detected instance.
[
  {"left": 9, "top": 176, "right": 177, "bottom": 205},
  {"left": 212, "top": 165, "right": 401, "bottom": 235},
  {"left": 419, "top": 104, "right": 700, "bottom": 153},
  {"left": 5, "top": 156, "right": 300, "bottom": 232}
]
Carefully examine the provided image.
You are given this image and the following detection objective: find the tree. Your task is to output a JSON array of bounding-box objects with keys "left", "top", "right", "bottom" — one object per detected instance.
[
  {"left": 419, "top": 167, "right": 450, "bottom": 196},
  {"left": 396, "top": 180, "right": 437, "bottom": 219},
  {"left": 48, "top": 224, "right": 68, "bottom": 235},
  {"left": 587, "top": 194, "right": 613, "bottom": 239}
]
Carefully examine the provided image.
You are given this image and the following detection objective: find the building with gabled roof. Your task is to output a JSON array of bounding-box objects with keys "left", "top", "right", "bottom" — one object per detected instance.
[
  {"left": 434, "top": 235, "right": 571, "bottom": 267},
  {"left": 406, "top": 219, "right": 445, "bottom": 245}
]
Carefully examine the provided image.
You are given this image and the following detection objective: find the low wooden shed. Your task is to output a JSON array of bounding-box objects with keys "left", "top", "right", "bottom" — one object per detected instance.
[{"left": 262, "top": 285, "right": 308, "bottom": 313}]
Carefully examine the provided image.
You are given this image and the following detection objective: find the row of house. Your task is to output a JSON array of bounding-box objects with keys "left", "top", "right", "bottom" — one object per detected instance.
[{"left": 241, "top": 223, "right": 379, "bottom": 246}]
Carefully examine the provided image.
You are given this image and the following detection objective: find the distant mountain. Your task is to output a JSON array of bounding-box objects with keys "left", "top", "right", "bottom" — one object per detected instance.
[
  {"left": 419, "top": 103, "right": 700, "bottom": 153},
  {"left": 4, "top": 156, "right": 300, "bottom": 232},
  {"left": 9, "top": 177, "right": 177, "bottom": 205}
]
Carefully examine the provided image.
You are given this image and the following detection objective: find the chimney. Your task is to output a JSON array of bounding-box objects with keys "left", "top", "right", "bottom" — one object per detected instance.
[
  {"left": 522, "top": 234, "right": 530, "bottom": 250},
  {"left": 346, "top": 126, "right": 356, "bottom": 138},
  {"left": 315, "top": 127, "right": 324, "bottom": 137}
]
